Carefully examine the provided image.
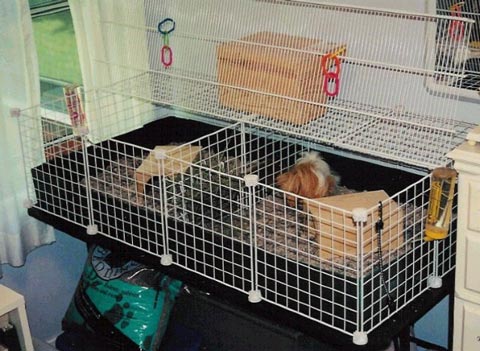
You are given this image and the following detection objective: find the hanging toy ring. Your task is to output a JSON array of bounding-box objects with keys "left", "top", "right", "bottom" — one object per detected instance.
[
  {"left": 161, "top": 45, "right": 173, "bottom": 67},
  {"left": 321, "top": 53, "right": 341, "bottom": 76},
  {"left": 323, "top": 71, "right": 340, "bottom": 97},
  {"left": 158, "top": 18, "right": 176, "bottom": 35}
]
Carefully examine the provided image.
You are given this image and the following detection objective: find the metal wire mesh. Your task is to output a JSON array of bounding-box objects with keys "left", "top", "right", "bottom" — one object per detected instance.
[
  {"left": 15, "top": 0, "right": 468, "bottom": 345},
  {"left": 160, "top": 122, "right": 456, "bottom": 337},
  {"left": 18, "top": 94, "right": 458, "bottom": 342},
  {"left": 82, "top": 0, "right": 475, "bottom": 169},
  {"left": 88, "top": 139, "right": 166, "bottom": 255},
  {"left": 438, "top": 0, "right": 480, "bottom": 99},
  {"left": 18, "top": 103, "right": 91, "bottom": 227},
  {"left": 161, "top": 126, "right": 254, "bottom": 292},
  {"left": 360, "top": 177, "right": 456, "bottom": 333},
  {"left": 17, "top": 90, "right": 161, "bottom": 238}
]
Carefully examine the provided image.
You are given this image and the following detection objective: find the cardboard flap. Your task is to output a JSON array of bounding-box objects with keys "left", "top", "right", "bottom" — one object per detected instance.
[{"left": 135, "top": 145, "right": 202, "bottom": 196}]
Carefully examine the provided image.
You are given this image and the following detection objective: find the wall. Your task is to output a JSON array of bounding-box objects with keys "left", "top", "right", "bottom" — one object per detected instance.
[{"left": 0, "top": 231, "right": 87, "bottom": 343}]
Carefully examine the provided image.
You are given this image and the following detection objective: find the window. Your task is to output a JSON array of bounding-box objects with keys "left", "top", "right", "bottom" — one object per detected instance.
[
  {"left": 29, "top": 0, "right": 82, "bottom": 103},
  {"left": 29, "top": 0, "right": 83, "bottom": 142}
]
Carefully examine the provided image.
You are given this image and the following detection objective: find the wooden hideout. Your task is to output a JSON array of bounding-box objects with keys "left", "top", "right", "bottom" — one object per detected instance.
[
  {"left": 134, "top": 145, "right": 201, "bottom": 199},
  {"left": 216, "top": 31, "right": 346, "bottom": 125},
  {"left": 306, "top": 190, "right": 405, "bottom": 261}
]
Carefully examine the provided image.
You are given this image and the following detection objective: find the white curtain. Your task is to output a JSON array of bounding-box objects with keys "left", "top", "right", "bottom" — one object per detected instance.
[
  {"left": 69, "top": 0, "right": 157, "bottom": 143},
  {"left": 0, "top": 0, "right": 55, "bottom": 277}
]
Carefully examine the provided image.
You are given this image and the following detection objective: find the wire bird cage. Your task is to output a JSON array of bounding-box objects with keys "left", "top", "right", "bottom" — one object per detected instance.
[
  {"left": 16, "top": 0, "right": 477, "bottom": 346},
  {"left": 437, "top": 0, "right": 480, "bottom": 98},
  {"left": 77, "top": 0, "right": 476, "bottom": 169}
]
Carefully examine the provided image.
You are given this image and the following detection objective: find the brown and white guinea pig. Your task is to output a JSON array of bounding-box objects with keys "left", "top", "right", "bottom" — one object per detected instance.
[{"left": 276, "top": 151, "right": 337, "bottom": 206}]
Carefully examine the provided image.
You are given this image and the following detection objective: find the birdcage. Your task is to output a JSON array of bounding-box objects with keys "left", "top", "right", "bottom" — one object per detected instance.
[{"left": 16, "top": 0, "right": 477, "bottom": 345}]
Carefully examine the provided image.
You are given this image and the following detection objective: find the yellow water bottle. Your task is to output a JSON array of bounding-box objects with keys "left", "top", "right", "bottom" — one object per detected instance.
[{"left": 424, "top": 167, "right": 457, "bottom": 241}]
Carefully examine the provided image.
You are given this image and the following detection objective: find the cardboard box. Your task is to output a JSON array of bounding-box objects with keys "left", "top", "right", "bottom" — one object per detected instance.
[
  {"left": 217, "top": 32, "right": 346, "bottom": 125},
  {"left": 306, "top": 190, "right": 404, "bottom": 260}
]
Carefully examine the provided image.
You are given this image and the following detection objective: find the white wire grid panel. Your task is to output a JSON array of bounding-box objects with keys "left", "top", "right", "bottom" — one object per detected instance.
[
  {"left": 17, "top": 91, "right": 160, "bottom": 247},
  {"left": 159, "top": 122, "right": 456, "bottom": 337},
  {"left": 17, "top": 99, "right": 91, "bottom": 228},
  {"left": 438, "top": 0, "right": 480, "bottom": 100},
  {"left": 87, "top": 139, "right": 167, "bottom": 256},
  {"left": 162, "top": 126, "right": 256, "bottom": 293},
  {"left": 83, "top": 0, "right": 475, "bottom": 169},
  {"left": 16, "top": 0, "right": 466, "bottom": 343},
  {"left": 18, "top": 93, "right": 457, "bottom": 340}
]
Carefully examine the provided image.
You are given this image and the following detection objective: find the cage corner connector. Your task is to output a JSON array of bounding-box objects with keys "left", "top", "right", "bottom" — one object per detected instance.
[
  {"left": 161, "top": 254, "right": 173, "bottom": 266},
  {"left": 244, "top": 174, "right": 259, "bottom": 187},
  {"left": 86, "top": 224, "right": 98, "bottom": 236},
  {"left": 10, "top": 107, "right": 21, "bottom": 118},
  {"left": 427, "top": 276, "right": 443, "bottom": 289},
  {"left": 154, "top": 148, "right": 168, "bottom": 160},
  {"left": 352, "top": 207, "right": 368, "bottom": 223},
  {"left": 248, "top": 290, "right": 262, "bottom": 303},
  {"left": 352, "top": 331, "right": 368, "bottom": 345}
]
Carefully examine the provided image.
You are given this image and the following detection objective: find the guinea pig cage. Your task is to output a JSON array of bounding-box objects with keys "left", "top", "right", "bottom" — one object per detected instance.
[{"left": 15, "top": 0, "right": 477, "bottom": 347}]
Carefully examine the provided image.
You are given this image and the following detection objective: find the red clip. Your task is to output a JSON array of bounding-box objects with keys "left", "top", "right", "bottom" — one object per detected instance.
[
  {"left": 323, "top": 72, "right": 340, "bottom": 97},
  {"left": 448, "top": 2, "right": 465, "bottom": 42},
  {"left": 161, "top": 45, "right": 173, "bottom": 67},
  {"left": 321, "top": 53, "right": 341, "bottom": 97},
  {"left": 449, "top": 20, "right": 465, "bottom": 42},
  {"left": 450, "top": 3, "right": 462, "bottom": 16},
  {"left": 321, "top": 54, "right": 341, "bottom": 76}
]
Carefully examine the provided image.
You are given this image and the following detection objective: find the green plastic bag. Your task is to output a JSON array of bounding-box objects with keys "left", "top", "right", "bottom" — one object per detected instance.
[{"left": 63, "top": 245, "right": 183, "bottom": 351}]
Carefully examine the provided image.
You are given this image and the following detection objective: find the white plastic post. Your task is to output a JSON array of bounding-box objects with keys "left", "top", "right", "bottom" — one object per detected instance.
[
  {"left": 244, "top": 174, "right": 262, "bottom": 303},
  {"left": 353, "top": 207, "right": 368, "bottom": 345}
]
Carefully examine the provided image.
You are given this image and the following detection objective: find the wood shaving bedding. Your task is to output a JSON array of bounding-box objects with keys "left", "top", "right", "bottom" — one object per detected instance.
[{"left": 83, "top": 153, "right": 420, "bottom": 279}]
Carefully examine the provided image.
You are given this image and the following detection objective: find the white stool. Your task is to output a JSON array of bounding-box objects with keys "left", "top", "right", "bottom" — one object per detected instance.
[{"left": 0, "top": 285, "right": 34, "bottom": 351}]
